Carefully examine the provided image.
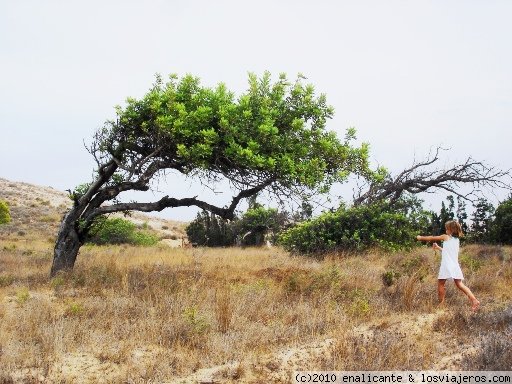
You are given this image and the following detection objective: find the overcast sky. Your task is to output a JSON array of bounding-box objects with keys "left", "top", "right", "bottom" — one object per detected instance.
[{"left": 1, "top": 1, "right": 511, "bottom": 220}]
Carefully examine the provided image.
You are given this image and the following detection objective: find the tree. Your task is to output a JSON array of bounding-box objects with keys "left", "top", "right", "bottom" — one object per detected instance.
[
  {"left": 439, "top": 200, "right": 454, "bottom": 228},
  {"left": 51, "top": 72, "right": 369, "bottom": 275},
  {"left": 456, "top": 196, "right": 469, "bottom": 234},
  {"left": 469, "top": 198, "right": 495, "bottom": 243},
  {"left": 490, "top": 196, "right": 512, "bottom": 244}
]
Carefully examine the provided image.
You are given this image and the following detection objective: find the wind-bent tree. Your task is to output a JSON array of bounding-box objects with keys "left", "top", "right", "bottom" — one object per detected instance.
[{"left": 51, "top": 72, "right": 369, "bottom": 275}]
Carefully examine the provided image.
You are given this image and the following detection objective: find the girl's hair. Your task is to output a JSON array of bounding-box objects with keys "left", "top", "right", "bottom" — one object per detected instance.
[{"left": 445, "top": 220, "right": 463, "bottom": 238}]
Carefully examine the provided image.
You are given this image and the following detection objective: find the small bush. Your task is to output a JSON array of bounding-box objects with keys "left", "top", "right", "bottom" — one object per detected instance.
[
  {"left": 86, "top": 217, "right": 158, "bottom": 246},
  {"left": 0, "top": 200, "right": 11, "bottom": 225},
  {"left": 66, "top": 301, "right": 85, "bottom": 317},
  {"left": 382, "top": 270, "right": 400, "bottom": 287},
  {"left": 131, "top": 231, "right": 159, "bottom": 246},
  {"left": 0, "top": 275, "right": 14, "bottom": 287},
  {"left": 278, "top": 201, "right": 429, "bottom": 255},
  {"left": 16, "top": 287, "right": 30, "bottom": 304}
]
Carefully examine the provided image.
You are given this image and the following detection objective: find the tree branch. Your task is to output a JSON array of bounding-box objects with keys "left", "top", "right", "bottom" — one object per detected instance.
[
  {"left": 354, "top": 148, "right": 511, "bottom": 206},
  {"left": 83, "top": 178, "right": 276, "bottom": 228}
]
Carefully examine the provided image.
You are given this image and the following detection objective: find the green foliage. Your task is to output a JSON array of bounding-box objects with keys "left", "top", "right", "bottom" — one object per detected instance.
[
  {"left": 382, "top": 270, "right": 400, "bottom": 287},
  {"left": 103, "top": 72, "right": 369, "bottom": 195},
  {"left": 186, "top": 211, "right": 236, "bottom": 246},
  {"left": 439, "top": 196, "right": 455, "bottom": 226},
  {"left": 456, "top": 196, "right": 469, "bottom": 234},
  {"left": 86, "top": 217, "right": 158, "bottom": 246},
  {"left": 16, "top": 287, "right": 30, "bottom": 304},
  {"left": 491, "top": 196, "right": 512, "bottom": 244},
  {"left": 459, "top": 252, "right": 483, "bottom": 273},
  {"left": 182, "top": 306, "right": 210, "bottom": 334},
  {"left": 279, "top": 199, "right": 430, "bottom": 254},
  {"left": 0, "top": 275, "right": 14, "bottom": 287},
  {"left": 0, "top": 200, "right": 11, "bottom": 225},
  {"left": 66, "top": 301, "right": 85, "bottom": 316},
  {"left": 237, "top": 204, "right": 288, "bottom": 245},
  {"left": 469, "top": 198, "right": 495, "bottom": 243},
  {"left": 186, "top": 203, "right": 289, "bottom": 247}
]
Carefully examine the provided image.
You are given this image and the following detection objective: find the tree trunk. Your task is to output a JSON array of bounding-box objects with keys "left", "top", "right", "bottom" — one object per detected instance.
[{"left": 51, "top": 210, "right": 82, "bottom": 277}]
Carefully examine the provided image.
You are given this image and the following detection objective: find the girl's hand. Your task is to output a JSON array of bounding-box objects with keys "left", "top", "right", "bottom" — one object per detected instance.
[
  {"left": 416, "top": 235, "right": 422, "bottom": 241},
  {"left": 432, "top": 242, "right": 442, "bottom": 251}
]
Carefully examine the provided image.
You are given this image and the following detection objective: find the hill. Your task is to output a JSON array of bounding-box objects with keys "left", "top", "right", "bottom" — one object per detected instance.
[{"left": 0, "top": 178, "right": 188, "bottom": 245}]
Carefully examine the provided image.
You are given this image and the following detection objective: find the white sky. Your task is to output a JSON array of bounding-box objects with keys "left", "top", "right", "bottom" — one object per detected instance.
[{"left": 1, "top": 0, "right": 511, "bottom": 220}]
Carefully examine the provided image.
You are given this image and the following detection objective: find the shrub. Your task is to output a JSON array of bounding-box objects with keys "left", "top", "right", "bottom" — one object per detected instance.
[
  {"left": 130, "top": 231, "right": 159, "bottom": 246},
  {"left": 86, "top": 217, "right": 158, "bottom": 246},
  {"left": 0, "top": 200, "right": 11, "bottom": 225},
  {"left": 278, "top": 201, "right": 429, "bottom": 254}
]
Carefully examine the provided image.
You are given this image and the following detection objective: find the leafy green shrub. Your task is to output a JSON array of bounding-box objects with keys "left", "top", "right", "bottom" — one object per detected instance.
[
  {"left": 86, "top": 217, "right": 158, "bottom": 246},
  {"left": 382, "top": 270, "right": 400, "bottom": 287},
  {"left": 16, "top": 287, "right": 30, "bottom": 304},
  {"left": 0, "top": 200, "right": 11, "bottom": 225},
  {"left": 130, "top": 231, "right": 159, "bottom": 246},
  {"left": 278, "top": 200, "right": 429, "bottom": 254},
  {"left": 0, "top": 275, "right": 14, "bottom": 287}
]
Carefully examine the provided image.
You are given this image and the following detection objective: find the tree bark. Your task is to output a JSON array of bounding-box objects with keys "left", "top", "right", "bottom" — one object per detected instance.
[{"left": 51, "top": 209, "right": 82, "bottom": 277}]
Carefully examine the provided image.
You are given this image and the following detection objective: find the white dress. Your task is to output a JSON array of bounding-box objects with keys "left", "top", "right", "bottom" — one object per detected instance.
[{"left": 438, "top": 236, "right": 464, "bottom": 280}]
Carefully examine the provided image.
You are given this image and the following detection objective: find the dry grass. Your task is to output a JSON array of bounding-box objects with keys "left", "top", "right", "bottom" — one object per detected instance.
[
  {"left": 1, "top": 179, "right": 512, "bottom": 382},
  {"left": 0, "top": 240, "right": 511, "bottom": 382}
]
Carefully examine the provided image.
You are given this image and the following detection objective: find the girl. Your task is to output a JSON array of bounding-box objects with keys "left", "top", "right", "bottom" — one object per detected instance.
[{"left": 416, "top": 220, "right": 480, "bottom": 311}]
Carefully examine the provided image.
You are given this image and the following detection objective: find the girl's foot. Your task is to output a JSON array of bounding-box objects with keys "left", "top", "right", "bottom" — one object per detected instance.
[{"left": 471, "top": 299, "right": 480, "bottom": 311}]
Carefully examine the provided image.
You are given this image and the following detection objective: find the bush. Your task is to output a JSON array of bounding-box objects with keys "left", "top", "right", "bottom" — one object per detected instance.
[
  {"left": 0, "top": 200, "right": 11, "bottom": 225},
  {"left": 86, "top": 217, "right": 158, "bottom": 246},
  {"left": 278, "top": 200, "right": 429, "bottom": 254}
]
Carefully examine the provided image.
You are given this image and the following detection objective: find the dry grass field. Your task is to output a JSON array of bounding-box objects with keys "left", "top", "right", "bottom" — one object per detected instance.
[{"left": 1, "top": 179, "right": 511, "bottom": 383}]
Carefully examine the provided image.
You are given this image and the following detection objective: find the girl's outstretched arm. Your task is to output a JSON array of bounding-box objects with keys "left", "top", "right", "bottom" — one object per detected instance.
[{"left": 416, "top": 234, "right": 449, "bottom": 242}]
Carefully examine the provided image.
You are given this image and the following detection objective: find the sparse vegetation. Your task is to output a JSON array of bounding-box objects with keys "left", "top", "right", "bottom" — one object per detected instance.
[
  {"left": 1, "top": 179, "right": 512, "bottom": 381},
  {"left": 1, "top": 236, "right": 511, "bottom": 381}
]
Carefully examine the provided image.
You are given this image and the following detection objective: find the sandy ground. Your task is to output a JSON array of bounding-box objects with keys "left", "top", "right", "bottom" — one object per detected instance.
[{"left": 167, "top": 310, "right": 478, "bottom": 383}]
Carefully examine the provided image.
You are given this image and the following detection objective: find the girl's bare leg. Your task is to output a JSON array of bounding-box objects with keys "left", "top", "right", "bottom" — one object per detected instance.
[
  {"left": 454, "top": 279, "right": 480, "bottom": 311},
  {"left": 438, "top": 279, "right": 447, "bottom": 306}
]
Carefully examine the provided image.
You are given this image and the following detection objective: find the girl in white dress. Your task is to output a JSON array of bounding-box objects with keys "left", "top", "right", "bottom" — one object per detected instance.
[{"left": 416, "top": 220, "right": 480, "bottom": 311}]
